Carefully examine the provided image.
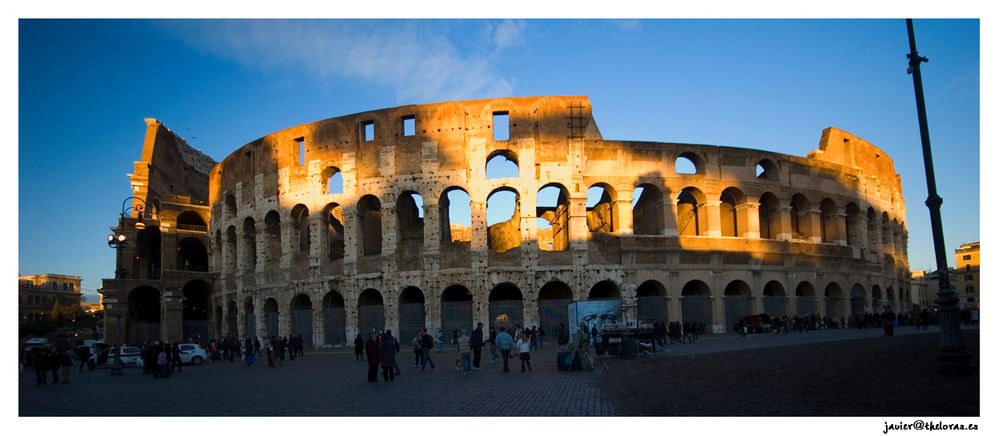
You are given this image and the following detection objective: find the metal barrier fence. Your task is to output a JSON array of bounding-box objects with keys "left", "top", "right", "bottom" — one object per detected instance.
[
  {"left": 538, "top": 298, "right": 571, "bottom": 337},
  {"left": 724, "top": 296, "right": 752, "bottom": 331},
  {"left": 183, "top": 320, "right": 211, "bottom": 342},
  {"left": 440, "top": 300, "right": 473, "bottom": 335},
  {"left": 358, "top": 304, "right": 385, "bottom": 336},
  {"left": 488, "top": 300, "right": 523, "bottom": 331},
  {"left": 265, "top": 312, "right": 279, "bottom": 338},
  {"left": 292, "top": 309, "right": 313, "bottom": 348},
  {"left": 129, "top": 321, "right": 161, "bottom": 343},
  {"left": 246, "top": 313, "right": 256, "bottom": 340},
  {"left": 398, "top": 303, "right": 426, "bottom": 344},
  {"left": 324, "top": 307, "right": 346, "bottom": 345},
  {"left": 762, "top": 296, "right": 787, "bottom": 316},
  {"left": 796, "top": 298, "right": 816, "bottom": 317},
  {"left": 636, "top": 297, "right": 668, "bottom": 323},
  {"left": 681, "top": 296, "right": 712, "bottom": 325}
]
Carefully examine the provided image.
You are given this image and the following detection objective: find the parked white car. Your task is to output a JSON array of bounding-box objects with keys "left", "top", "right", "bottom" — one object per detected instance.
[
  {"left": 177, "top": 343, "right": 207, "bottom": 365},
  {"left": 90, "top": 346, "right": 143, "bottom": 368}
]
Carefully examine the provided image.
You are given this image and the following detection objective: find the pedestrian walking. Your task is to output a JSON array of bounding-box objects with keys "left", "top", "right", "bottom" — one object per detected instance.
[
  {"left": 469, "top": 322, "right": 484, "bottom": 370},
  {"left": 171, "top": 343, "right": 183, "bottom": 373},
  {"left": 392, "top": 333, "right": 402, "bottom": 376},
  {"left": 365, "top": 334, "right": 380, "bottom": 382},
  {"left": 354, "top": 333, "right": 365, "bottom": 362},
  {"left": 557, "top": 323, "right": 569, "bottom": 352},
  {"left": 420, "top": 328, "right": 436, "bottom": 370},
  {"left": 489, "top": 327, "right": 498, "bottom": 363},
  {"left": 244, "top": 338, "right": 255, "bottom": 366},
  {"left": 32, "top": 347, "right": 49, "bottom": 386},
  {"left": 156, "top": 346, "right": 170, "bottom": 379},
  {"left": 48, "top": 347, "right": 61, "bottom": 384},
  {"left": 76, "top": 346, "right": 90, "bottom": 372},
  {"left": 518, "top": 332, "right": 532, "bottom": 372},
  {"left": 379, "top": 331, "right": 397, "bottom": 382},
  {"left": 412, "top": 332, "right": 423, "bottom": 367},
  {"left": 254, "top": 337, "right": 261, "bottom": 357},
  {"left": 456, "top": 329, "right": 471, "bottom": 374},
  {"left": 495, "top": 326, "right": 514, "bottom": 373},
  {"left": 58, "top": 348, "right": 72, "bottom": 384}
]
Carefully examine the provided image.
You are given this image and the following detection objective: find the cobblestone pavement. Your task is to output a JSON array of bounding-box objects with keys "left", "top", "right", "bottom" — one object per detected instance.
[{"left": 19, "top": 325, "right": 974, "bottom": 416}]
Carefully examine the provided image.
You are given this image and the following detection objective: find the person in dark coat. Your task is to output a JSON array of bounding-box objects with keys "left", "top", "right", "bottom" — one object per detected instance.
[
  {"left": 379, "top": 330, "right": 397, "bottom": 382},
  {"left": 77, "top": 346, "right": 91, "bottom": 372},
  {"left": 32, "top": 347, "right": 49, "bottom": 386},
  {"left": 254, "top": 337, "right": 261, "bottom": 357},
  {"left": 364, "top": 334, "right": 380, "bottom": 382},
  {"left": 48, "top": 347, "right": 61, "bottom": 383},
  {"left": 469, "top": 322, "right": 484, "bottom": 369},
  {"left": 171, "top": 343, "right": 183, "bottom": 373},
  {"left": 354, "top": 333, "right": 364, "bottom": 362}
]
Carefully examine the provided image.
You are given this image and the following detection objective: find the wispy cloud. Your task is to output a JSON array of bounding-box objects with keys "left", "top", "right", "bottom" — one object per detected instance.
[{"left": 160, "top": 20, "right": 521, "bottom": 103}]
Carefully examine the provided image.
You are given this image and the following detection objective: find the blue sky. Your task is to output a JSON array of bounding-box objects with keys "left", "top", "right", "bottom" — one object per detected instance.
[{"left": 17, "top": 19, "right": 980, "bottom": 301}]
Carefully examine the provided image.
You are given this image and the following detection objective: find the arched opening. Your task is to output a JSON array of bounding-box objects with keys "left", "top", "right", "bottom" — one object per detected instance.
[
  {"left": 538, "top": 281, "right": 573, "bottom": 337},
  {"left": 795, "top": 282, "right": 816, "bottom": 316},
  {"left": 244, "top": 297, "right": 256, "bottom": 339},
  {"left": 586, "top": 183, "right": 617, "bottom": 233},
  {"left": 264, "top": 211, "right": 282, "bottom": 265},
  {"left": 756, "top": 159, "right": 778, "bottom": 181},
  {"left": 843, "top": 203, "right": 861, "bottom": 247},
  {"left": 675, "top": 152, "right": 702, "bottom": 175},
  {"left": 398, "top": 287, "right": 427, "bottom": 343},
  {"left": 225, "top": 226, "right": 238, "bottom": 273},
  {"left": 636, "top": 280, "right": 668, "bottom": 323},
  {"left": 881, "top": 212, "right": 893, "bottom": 253},
  {"left": 127, "top": 286, "right": 160, "bottom": 343},
  {"left": 719, "top": 187, "right": 746, "bottom": 237},
  {"left": 396, "top": 192, "right": 425, "bottom": 270},
  {"left": 324, "top": 203, "right": 345, "bottom": 262},
  {"left": 290, "top": 204, "right": 310, "bottom": 254},
  {"left": 485, "top": 150, "right": 519, "bottom": 180},
  {"left": 177, "top": 237, "right": 208, "bottom": 272},
  {"left": 214, "top": 306, "right": 223, "bottom": 339},
  {"left": 291, "top": 294, "right": 313, "bottom": 348},
  {"left": 867, "top": 208, "right": 879, "bottom": 250},
  {"left": 824, "top": 283, "right": 846, "bottom": 319},
  {"left": 134, "top": 227, "right": 161, "bottom": 280},
  {"left": 226, "top": 300, "right": 238, "bottom": 337},
  {"left": 762, "top": 281, "right": 787, "bottom": 316},
  {"left": 588, "top": 280, "right": 621, "bottom": 300},
  {"left": 357, "top": 195, "right": 383, "bottom": 257},
  {"left": 489, "top": 283, "right": 523, "bottom": 330},
  {"left": 680, "top": 280, "right": 712, "bottom": 326},
  {"left": 677, "top": 187, "right": 707, "bottom": 236},
  {"left": 263, "top": 298, "right": 279, "bottom": 338},
  {"left": 358, "top": 289, "right": 385, "bottom": 335},
  {"left": 850, "top": 284, "right": 867, "bottom": 315},
  {"left": 323, "top": 291, "right": 346, "bottom": 345},
  {"left": 487, "top": 188, "right": 520, "bottom": 253},
  {"left": 790, "top": 194, "right": 812, "bottom": 240},
  {"left": 441, "top": 285, "right": 473, "bottom": 335},
  {"left": 224, "top": 194, "right": 237, "bottom": 220},
  {"left": 182, "top": 280, "right": 212, "bottom": 341},
  {"left": 324, "top": 166, "right": 343, "bottom": 195},
  {"left": 724, "top": 280, "right": 752, "bottom": 332},
  {"left": 242, "top": 217, "right": 257, "bottom": 271},
  {"left": 440, "top": 187, "right": 472, "bottom": 244},
  {"left": 758, "top": 192, "right": 782, "bottom": 239},
  {"left": 886, "top": 287, "right": 896, "bottom": 312},
  {"left": 820, "top": 198, "right": 839, "bottom": 243},
  {"left": 872, "top": 285, "right": 883, "bottom": 312},
  {"left": 633, "top": 184, "right": 665, "bottom": 236},
  {"left": 536, "top": 184, "right": 570, "bottom": 251},
  {"left": 177, "top": 211, "right": 207, "bottom": 231}
]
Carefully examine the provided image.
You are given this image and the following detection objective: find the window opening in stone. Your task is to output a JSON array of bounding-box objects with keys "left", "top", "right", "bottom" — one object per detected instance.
[
  {"left": 326, "top": 167, "right": 344, "bottom": 195},
  {"left": 441, "top": 188, "right": 472, "bottom": 244},
  {"left": 396, "top": 192, "right": 425, "bottom": 269},
  {"left": 324, "top": 203, "right": 345, "bottom": 261},
  {"left": 264, "top": 210, "right": 282, "bottom": 264},
  {"left": 363, "top": 121, "right": 375, "bottom": 142},
  {"left": 493, "top": 111, "right": 510, "bottom": 141},
  {"left": 296, "top": 137, "right": 305, "bottom": 166},
  {"left": 719, "top": 188, "right": 745, "bottom": 238},
  {"left": 485, "top": 150, "right": 518, "bottom": 180},
  {"left": 225, "top": 226, "right": 238, "bottom": 272},
  {"left": 677, "top": 187, "right": 706, "bottom": 236},
  {"left": 758, "top": 192, "right": 781, "bottom": 239},
  {"left": 756, "top": 159, "right": 778, "bottom": 180},
  {"left": 242, "top": 217, "right": 256, "bottom": 271},
  {"left": 586, "top": 184, "right": 615, "bottom": 233},
  {"left": 487, "top": 188, "right": 520, "bottom": 253},
  {"left": 402, "top": 115, "right": 416, "bottom": 137},
  {"left": 820, "top": 198, "right": 839, "bottom": 243},
  {"left": 633, "top": 184, "right": 665, "bottom": 236},
  {"left": 291, "top": 204, "right": 310, "bottom": 254},
  {"left": 675, "top": 152, "right": 700, "bottom": 175},
  {"left": 357, "top": 195, "right": 383, "bottom": 257},
  {"left": 536, "top": 184, "right": 569, "bottom": 251},
  {"left": 790, "top": 194, "right": 811, "bottom": 240}
]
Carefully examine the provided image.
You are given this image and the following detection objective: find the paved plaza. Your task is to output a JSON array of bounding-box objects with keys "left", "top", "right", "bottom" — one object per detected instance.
[{"left": 18, "top": 325, "right": 978, "bottom": 416}]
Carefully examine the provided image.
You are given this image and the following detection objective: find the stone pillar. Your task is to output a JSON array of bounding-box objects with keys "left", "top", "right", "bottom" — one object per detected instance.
[
  {"left": 615, "top": 189, "right": 634, "bottom": 236},
  {"left": 663, "top": 199, "right": 679, "bottom": 237},
  {"left": 834, "top": 213, "right": 848, "bottom": 246},
  {"left": 739, "top": 202, "right": 760, "bottom": 239},
  {"left": 568, "top": 194, "right": 589, "bottom": 250},
  {"left": 802, "top": 209, "right": 821, "bottom": 243},
  {"left": 278, "top": 303, "right": 291, "bottom": 339},
  {"left": 312, "top": 303, "right": 322, "bottom": 349},
  {"left": 776, "top": 206, "right": 793, "bottom": 241},
  {"left": 161, "top": 288, "right": 183, "bottom": 342},
  {"left": 253, "top": 295, "right": 266, "bottom": 341},
  {"left": 381, "top": 206, "right": 397, "bottom": 257},
  {"left": 280, "top": 221, "right": 293, "bottom": 273},
  {"left": 704, "top": 201, "right": 722, "bottom": 238}
]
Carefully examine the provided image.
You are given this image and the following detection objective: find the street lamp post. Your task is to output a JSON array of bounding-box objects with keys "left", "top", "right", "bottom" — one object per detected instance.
[{"left": 904, "top": 19, "right": 972, "bottom": 374}]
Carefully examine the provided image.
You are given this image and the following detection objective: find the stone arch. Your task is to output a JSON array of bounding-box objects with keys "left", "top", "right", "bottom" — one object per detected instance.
[
  {"left": 440, "top": 187, "right": 472, "bottom": 247},
  {"left": 358, "top": 288, "right": 385, "bottom": 335},
  {"left": 762, "top": 280, "right": 787, "bottom": 316},
  {"left": 886, "top": 286, "right": 896, "bottom": 312},
  {"left": 398, "top": 286, "right": 427, "bottom": 343},
  {"left": 719, "top": 187, "right": 747, "bottom": 237},
  {"left": 323, "top": 290, "right": 347, "bottom": 346},
  {"left": 633, "top": 183, "right": 665, "bottom": 236},
  {"left": 677, "top": 187, "right": 708, "bottom": 236},
  {"left": 441, "top": 284, "right": 473, "bottom": 335},
  {"left": 264, "top": 210, "right": 282, "bottom": 265},
  {"left": 127, "top": 286, "right": 160, "bottom": 343},
  {"left": 243, "top": 297, "right": 256, "bottom": 340},
  {"left": 357, "top": 195, "right": 383, "bottom": 257},
  {"left": 536, "top": 183, "right": 570, "bottom": 251},
  {"left": 396, "top": 191, "right": 425, "bottom": 270},
  {"left": 820, "top": 198, "right": 840, "bottom": 243},
  {"left": 225, "top": 225, "right": 238, "bottom": 273},
  {"left": 636, "top": 280, "right": 668, "bottom": 322},
  {"left": 214, "top": 305, "right": 223, "bottom": 339},
  {"left": 675, "top": 151, "right": 704, "bottom": 175},
  {"left": 177, "top": 237, "right": 208, "bottom": 272},
  {"left": 758, "top": 192, "right": 782, "bottom": 239},
  {"left": 133, "top": 226, "right": 161, "bottom": 280},
  {"left": 588, "top": 280, "right": 622, "bottom": 300},
  {"left": 850, "top": 284, "right": 867, "bottom": 315},
  {"left": 486, "top": 187, "right": 521, "bottom": 253},
  {"left": 586, "top": 183, "right": 617, "bottom": 233},
  {"left": 224, "top": 193, "right": 237, "bottom": 220},
  {"left": 242, "top": 217, "right": 257, "bottom": 271},
  {"left": 485, "top": 149, "right": 519, "bottom": 179},
  {"left": 182, "top": 279, "right": 212, "bottom": 341},
  {"left": 323, "top": 203, "right": 345, "bottom": 262},
  {"left": 790, "top": 194, "right": 812, "bottom": 240},
  {"left": 824, "top": 282, "right": 847, "bottom": 319},
  {"left": 724, "top": 280, "right": 753, "bottom": 331},
  {"left": 872, "top": 285, "right": 883, "bottom": 311},
  {"left": 866, "top": 207, "right": 879, "bottom": 250},
  {"left": 263, "top": 297, "right": 279, "bottom": 338},
  {"left": 845, "top": 202, "right": 862, "bottom": 247},
  {"left": 489, "top": 282, "right": 523, "bottom": 330},
  {"left": 323, "top": 165, "right": 343, "bottom": 194},
  {"left": 290, "top": 294, "right": 314, "bottom": 348},
  {"left": 538, "top": 280, "right": 573, "bottom": 337},
  {"left": 795, "top": 281, "right": 817, "bottom": 316},
  {"left": 756, "top": 158, "right": 779, "bottom": 181},
  {"left": 226, "top": 299, "right": 238, "bottom": 337},
  {"left": 680, "top": 280, "right": 712, "bottom": 325},
  {"left": 177, "top": 210, "right": 207, "bottom": 229}
]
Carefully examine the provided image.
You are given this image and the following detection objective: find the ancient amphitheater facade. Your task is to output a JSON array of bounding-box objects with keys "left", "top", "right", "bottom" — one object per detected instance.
[{"left": 103, "top": 96, "right": 912, "bottom": 347}]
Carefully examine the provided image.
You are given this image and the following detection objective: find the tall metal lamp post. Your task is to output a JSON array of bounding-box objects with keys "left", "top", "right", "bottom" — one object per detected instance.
[{"left": 905, "top": 18, "right": 972, "bottom": 374}]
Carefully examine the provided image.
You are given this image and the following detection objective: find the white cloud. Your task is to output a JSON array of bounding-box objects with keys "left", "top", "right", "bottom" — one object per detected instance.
[{"left": 161, "top": 20, "right": 517, "bottom": 103}]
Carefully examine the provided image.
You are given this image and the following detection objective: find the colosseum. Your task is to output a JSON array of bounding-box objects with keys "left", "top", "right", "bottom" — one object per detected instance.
[{"left": 101, "top": 96, "right": 912, "bottom": 347}]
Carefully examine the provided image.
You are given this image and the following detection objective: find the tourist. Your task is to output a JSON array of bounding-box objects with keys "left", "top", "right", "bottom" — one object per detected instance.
[
  {"left": 420, "top": 328, "right": 436, "bottom": 370},
  {"left": 266, "top": 337, "right": 276, "bottom": 368},
  {"left": 254, "top": 337, "right": 261, "bottom": 357},
  {"left": 156, "top": 345, "right": 170, "bottom": 379},
  {"left": 76, "top": 345, "right": 90, "bottom": 372},
  {"left": 391, "top": 332, "right": 402, "bottom": 376},
  {"left": 57, "top": 348, "right": 72, "bottom": 384},
  {"left": 469, "top": 322, "right": 484, "bottom": 370},
  {"left": 365, "top": 333, "right": 380, "bottom": 382},
  {"left": 518, "top": 331, "right": 532, "bottom": 372},
  {"left": 412, "top": 331, "right": 423, "bottom": 367},
  {"left": 495, "top": 325, "right": 514, "bottom": 373},
  {"left": 244, "top": 338, "right": 255, "bottom": 366},
  {"left": 354, "top": 333, "right": 365, "bottom": 362},
  {"left": 379, "top": 330, "right": 397, "bottom": 382},
  {"left": 456, "top": 328, "right": 471, "bottom": 374},
  {"left": 537, "top": 326, "right": 545, "bottom": 350},
  {"left": 48, "top": 346, "right": 61, "bottom": 384},
  {"left": 489, "top": 327, "right": 498, "bottom": 363},
  {"left": 171, "top": 343, "right": 183, "bottom": 373},
  {"left": 557, "top": 323, "right": 569, "bottom": 351},
  {"left": 32, "top": 347, "right": 49, "bottom": 386}
]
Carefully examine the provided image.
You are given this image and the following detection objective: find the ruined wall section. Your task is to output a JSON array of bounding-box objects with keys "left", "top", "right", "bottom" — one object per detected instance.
[{"left": 134, "top": 118, "right": 215, "bottom": 212}]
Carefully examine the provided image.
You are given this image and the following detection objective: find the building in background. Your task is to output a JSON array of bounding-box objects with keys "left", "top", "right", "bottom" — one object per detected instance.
[
  {"left": 955, "top": 241, "right": 980, "bottom": 309},
  {"left": 19, "top": 274, "right": 83, "bottom": 321},
  {"left": 81, "top": 292, "right": 104, "bottom": 314}
]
